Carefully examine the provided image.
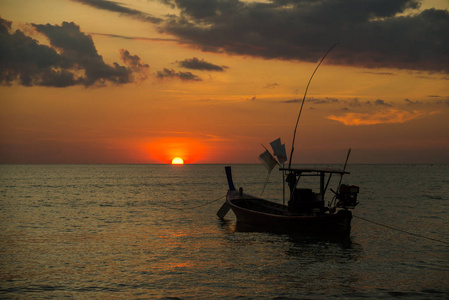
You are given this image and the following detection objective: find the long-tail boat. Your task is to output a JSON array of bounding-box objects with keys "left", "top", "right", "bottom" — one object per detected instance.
[
  {"left": 216, "top": 44, "right": 359, "bottom": 236},
  {"left": 218, "top": 165, "right": 359, "bottom": 236}
]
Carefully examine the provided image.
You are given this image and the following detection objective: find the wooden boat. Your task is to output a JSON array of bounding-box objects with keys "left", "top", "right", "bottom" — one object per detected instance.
[{"left": 218, "top": 166, "right": 359, "bottom": 236}]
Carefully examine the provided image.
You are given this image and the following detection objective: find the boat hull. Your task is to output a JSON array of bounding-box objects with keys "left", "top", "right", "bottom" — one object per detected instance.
[{"left": 226, "top": 190, "right": 352, "bottom": 236}]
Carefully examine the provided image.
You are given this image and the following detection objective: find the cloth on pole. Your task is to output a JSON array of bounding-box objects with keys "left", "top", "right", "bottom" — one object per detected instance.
[
  {"left": 259, "top": 150, "right": 278, "bottom": 172},
  {"left": 270, "top": 138, "right": 287, "bottom": 164}
]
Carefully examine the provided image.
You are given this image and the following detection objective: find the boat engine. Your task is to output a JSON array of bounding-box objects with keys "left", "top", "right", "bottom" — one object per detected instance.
[{"left": 336, "top": 184, "right": 359, "bottom": 209}]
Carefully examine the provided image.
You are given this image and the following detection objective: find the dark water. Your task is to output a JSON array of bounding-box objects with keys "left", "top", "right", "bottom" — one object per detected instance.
[{"left": 0, "top": 164, "right": 448, "bottom": 299}]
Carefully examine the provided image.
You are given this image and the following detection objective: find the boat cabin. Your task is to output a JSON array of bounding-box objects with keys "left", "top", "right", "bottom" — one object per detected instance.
[{"left": 280, "top": 168, "right": 358, "bottom": 215}]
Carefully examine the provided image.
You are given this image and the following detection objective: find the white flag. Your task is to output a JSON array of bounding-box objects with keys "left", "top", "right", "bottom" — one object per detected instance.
[
  {"left": 259, "top": 150, "right": 278, "bottom": 172},
  {"left": 270, "top": 138, "right": 287, "bottom": 164}
]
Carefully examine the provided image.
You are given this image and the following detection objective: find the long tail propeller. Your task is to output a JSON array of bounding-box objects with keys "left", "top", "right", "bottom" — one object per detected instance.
[{"left": 217, "top": 166, "right": 235, "bottom": 219}]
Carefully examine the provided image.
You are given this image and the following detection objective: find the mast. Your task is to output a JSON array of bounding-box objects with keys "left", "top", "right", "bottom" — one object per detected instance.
[{"left": 287, "top": 43, "right": 339, "bottom": 169}]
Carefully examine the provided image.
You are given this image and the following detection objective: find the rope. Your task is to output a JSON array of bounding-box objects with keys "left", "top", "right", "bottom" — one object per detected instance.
[
  {"left": 353, "top": 215, "right": 449, "bottom": 245},
  {"left": 165, "top": 195, "right": 226, "bottom": 210}
]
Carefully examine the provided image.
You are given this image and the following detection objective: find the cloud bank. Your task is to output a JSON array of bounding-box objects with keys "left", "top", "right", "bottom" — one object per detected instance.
[
  {"left": 66, "top": 0, "right": 449, "bottom": 73},
  {"left": 0, "top": 18, "right": 149, "bottom": 87},
  {"left": 156, "top": 0, "right": 449, "bottom": 73}
]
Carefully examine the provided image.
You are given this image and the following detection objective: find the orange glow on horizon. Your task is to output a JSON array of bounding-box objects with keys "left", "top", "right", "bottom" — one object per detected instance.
[{"left": 145, "top": 137, "right": 208, "bottom": 164}]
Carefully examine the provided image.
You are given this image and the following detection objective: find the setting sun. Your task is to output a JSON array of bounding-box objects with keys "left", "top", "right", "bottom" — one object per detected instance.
[{"left": 171, "top": 157, "right": 184, "bottom": 165}]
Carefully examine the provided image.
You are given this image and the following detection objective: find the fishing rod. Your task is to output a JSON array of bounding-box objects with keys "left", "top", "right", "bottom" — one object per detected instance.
[
  {"left": 341, "top": 148, "right": 351, "bottom": 177},
  {"left": 287, "top": 43, "right": 339, "bottom": 169},
  {"left": 329, "top": 148, "right": 351, "bottom": 207}
]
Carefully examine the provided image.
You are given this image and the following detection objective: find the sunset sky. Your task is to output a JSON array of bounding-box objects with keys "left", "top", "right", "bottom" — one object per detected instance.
[{"left": 1, "top": 0, "right": 448, "bottom": 164}]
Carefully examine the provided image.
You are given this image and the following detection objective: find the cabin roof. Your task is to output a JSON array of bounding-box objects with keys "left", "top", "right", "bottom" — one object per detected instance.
[{"left": 279, "top": 167, "right": 350, "bottom": 175}]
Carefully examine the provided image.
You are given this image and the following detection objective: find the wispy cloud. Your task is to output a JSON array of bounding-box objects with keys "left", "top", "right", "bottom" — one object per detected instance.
[
  {"left": 177, "top": 57, "right": 227, "bottom": 71},
  {"left": 326, "top": 109, "right": 440, "bottom": 126},
  {"left": 282, "top": 97, "right": 339, "bottom": 104},
  {"left": 90, "top": 32, "right": 180, "bottom": 42},
  {"left": 71, "top": 0, "right": 162, "bottom": 23},
  {"left": 404, "top": 99, "right": 422, "bottom": 105},
  {"left": 156, "top": 68, "right": 201, "bottom": 81},
  {"left": 362, "top": 71, "right": 397, "bottom": 76},
  {"left": 264, "top": 83, "right": 279, "bottom": 89}
]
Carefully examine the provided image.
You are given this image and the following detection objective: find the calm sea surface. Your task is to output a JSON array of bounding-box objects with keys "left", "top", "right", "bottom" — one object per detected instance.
[{"left": 1, "top": 164, "right": 448, "bottom": 299}]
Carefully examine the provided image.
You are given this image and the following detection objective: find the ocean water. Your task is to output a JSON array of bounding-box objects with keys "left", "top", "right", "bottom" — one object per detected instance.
[{"left": 0, "top": 164, "right": 448, "bottom": 299}]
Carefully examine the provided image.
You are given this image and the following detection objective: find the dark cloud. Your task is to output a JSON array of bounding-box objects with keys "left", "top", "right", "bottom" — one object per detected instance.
[
  {"left": 283, "top": 97, "right": 339, "bottom": 104},
  {"left": 1, "top": 18, "right": 63, "bottom": 86},
  {"left": 120, "top": 49, "right": 150, "bottom": 81},
  {"left": 307, "top": 97, "right": 339, "bottom": 104},
  {"left": 156, "top": 0, "right": 448, "bottom": 74},
  {"left": 90, "top": 32, "right": 180, "bottom": 42},
  {"left": 178, "top": 57, "right": 226, "bottom": 71},
  {"left": 283, "top": 95, "right": 449, "bottom": 110},
  {"left": 156, "top": 68, "right": 202, "bottom": 81},
  {"left": 0, "top": 17, "right": 12, "bottom": 33},
  {"left": 283, "top": 98, "right": 300, "bottom": 103},
  {"left": 0, "top": 17, "right": 148, "bottom": 87},
  {"left": 72, "top": 0, "right": 162, "bottom": 23},
  {"left": 348, "top": 98, "right": 362, "bottom": 107},
  {"left": 404, "top": 98, "right": 422, "bottom": 105},
  {"left": 374, "top": 99, "right": 392, "bottom": 106},
  {"left": 363, "top": 71, "right": 397, "bottom": 76},
  {"left": 264, "top": 83, "right": 279, "bottom": 89}
]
